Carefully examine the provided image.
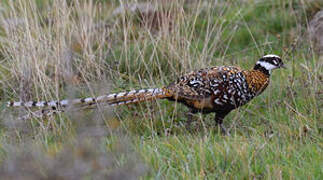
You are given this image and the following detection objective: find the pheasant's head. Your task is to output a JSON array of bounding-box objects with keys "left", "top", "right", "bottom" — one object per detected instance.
[{"left": 254, "top": 54, "right": 285, "bottom": 75}]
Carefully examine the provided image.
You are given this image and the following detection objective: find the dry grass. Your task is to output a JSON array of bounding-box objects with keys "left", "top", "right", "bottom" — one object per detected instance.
[{"left": 0, "top": 0, "right": 322, "bottom": 179}]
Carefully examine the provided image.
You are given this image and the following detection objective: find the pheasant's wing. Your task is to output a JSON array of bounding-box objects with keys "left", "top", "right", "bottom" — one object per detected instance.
[
  {"left": 167, "top": 66, "right": 241, "bottom": 98},
  {"left": 166, "top": 66, "right": 245, "bottom": 110}
]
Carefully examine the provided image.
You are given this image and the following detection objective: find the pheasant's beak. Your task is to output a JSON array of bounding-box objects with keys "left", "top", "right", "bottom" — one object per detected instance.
[{"left": 280, "top": 63, "right": 286, "bottom": 69}]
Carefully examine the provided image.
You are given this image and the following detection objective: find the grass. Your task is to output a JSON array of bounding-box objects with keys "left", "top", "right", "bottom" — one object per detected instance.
[{"left": 0, "top": 0, "right": 322, "bottom": 179}]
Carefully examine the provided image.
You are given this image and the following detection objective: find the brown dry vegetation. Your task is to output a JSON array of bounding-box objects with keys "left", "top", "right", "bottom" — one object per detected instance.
[{"left": 0, "top": 0, "right": 322, "bottom": 179}]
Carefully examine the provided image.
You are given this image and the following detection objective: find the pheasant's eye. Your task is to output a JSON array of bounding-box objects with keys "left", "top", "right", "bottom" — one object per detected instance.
[{"left": 273, "top": 59, "right": 280, "bottom": 65}]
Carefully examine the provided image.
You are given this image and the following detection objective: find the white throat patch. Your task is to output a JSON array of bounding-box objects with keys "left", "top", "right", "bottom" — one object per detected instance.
[{"left": 256, "top": 61, "right": 277, "bottom": 73}]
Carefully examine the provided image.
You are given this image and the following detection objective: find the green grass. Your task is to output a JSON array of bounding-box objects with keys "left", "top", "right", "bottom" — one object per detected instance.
[
  {"left": 0, "top": 0, "right": 322, "bottom": 179},
  {"left": 138, "top": 134, "right": 322, "bottom": 179}
]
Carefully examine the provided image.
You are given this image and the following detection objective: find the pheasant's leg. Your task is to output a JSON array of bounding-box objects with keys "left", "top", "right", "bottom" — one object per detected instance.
[
  {"left": 185, "top": 109, "right": 197, "bottom": 130},
  {"left": 214, "top": 112, "right": 230, "bottom": 135},
  {"left": 215, "top": 117, "right": 227, "bottom": 135}
]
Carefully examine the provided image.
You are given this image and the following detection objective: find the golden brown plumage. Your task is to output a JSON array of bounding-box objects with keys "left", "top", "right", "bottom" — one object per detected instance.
[{"left": 243, "top": 70, "right": 270, "bottom": 96}]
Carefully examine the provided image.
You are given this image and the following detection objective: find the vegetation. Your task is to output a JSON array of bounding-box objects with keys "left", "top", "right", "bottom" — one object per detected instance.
[{"left": 0, "top": 0, "right": 322, "bottom": 179}]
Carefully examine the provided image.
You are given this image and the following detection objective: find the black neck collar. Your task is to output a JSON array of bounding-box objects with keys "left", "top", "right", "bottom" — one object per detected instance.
[{"left": 253, "top": 64, "right": 270, "bottom": 76}]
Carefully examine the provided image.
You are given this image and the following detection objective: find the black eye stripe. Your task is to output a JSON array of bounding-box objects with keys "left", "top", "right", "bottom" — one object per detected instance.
[{"left": 260, "top": 57, "right": 281, "bottom": 65}]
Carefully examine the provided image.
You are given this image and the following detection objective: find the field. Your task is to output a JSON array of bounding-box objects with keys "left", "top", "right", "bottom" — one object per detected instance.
[{"left": 0, "top": 0, "right": 322, "bottom": 179}]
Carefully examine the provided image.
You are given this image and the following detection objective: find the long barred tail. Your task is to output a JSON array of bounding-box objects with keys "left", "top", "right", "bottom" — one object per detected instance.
[{"left": 7, "top": 88, "right": 172, "bottom": 109}]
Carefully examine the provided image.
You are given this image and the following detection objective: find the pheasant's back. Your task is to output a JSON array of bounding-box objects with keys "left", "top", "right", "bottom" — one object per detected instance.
[{"left": 166, "top": 66, "right": 269, "bottom": 112}]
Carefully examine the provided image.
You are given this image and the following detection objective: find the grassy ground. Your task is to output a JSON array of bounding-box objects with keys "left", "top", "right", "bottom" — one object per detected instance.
[{"left": 0, "top": 0, "right": 322, "bottom": 179}]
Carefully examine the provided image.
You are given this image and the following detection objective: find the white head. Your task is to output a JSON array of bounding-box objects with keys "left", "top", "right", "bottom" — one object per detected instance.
[{"left": 254, "top": 54, "right": 285, "bottom": 75}]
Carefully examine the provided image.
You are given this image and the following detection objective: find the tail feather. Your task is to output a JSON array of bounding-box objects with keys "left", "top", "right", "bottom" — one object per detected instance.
[{"left": 7, "top": 88, "right": 171, "bottom": 108}]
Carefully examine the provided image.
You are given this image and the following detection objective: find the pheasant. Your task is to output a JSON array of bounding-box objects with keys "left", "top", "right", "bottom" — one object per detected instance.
[{"left": 8, "top": 54, "right": 285, "bottom": 134}]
